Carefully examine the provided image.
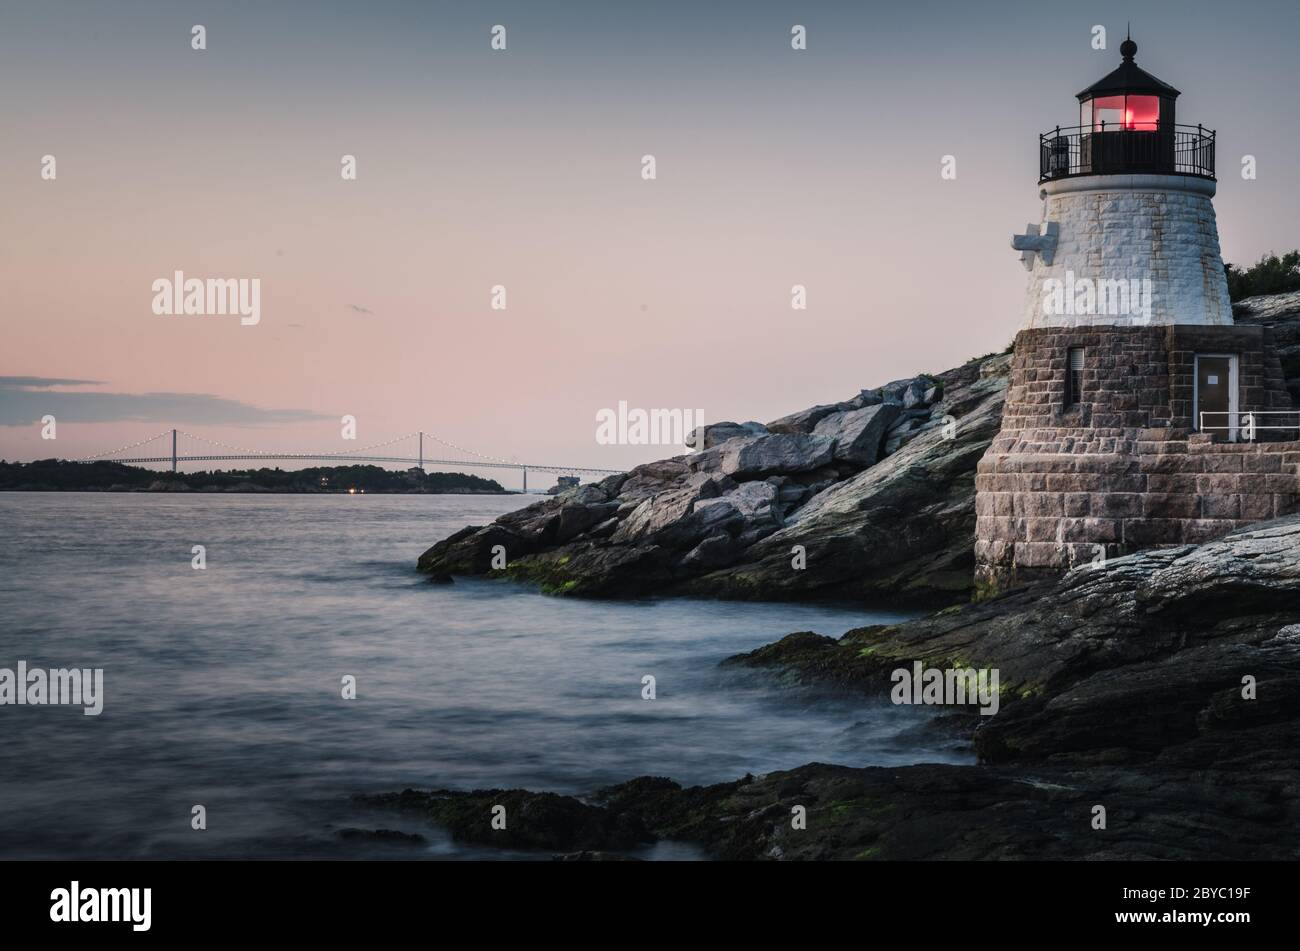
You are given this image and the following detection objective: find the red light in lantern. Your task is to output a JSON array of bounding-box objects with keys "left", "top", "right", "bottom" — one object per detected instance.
[{"left": 1125, "top": 96, "right": 1160, "bottom": 131}]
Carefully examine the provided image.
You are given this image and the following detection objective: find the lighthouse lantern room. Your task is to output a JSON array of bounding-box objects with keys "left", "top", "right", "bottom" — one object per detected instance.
[{"left": 1042, "top": 37, "right": 1213, "bottom": 181}]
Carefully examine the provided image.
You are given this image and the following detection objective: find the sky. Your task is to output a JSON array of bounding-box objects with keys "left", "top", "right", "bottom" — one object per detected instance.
[{"left": 3, "top": 0, "right": 1299, "bottom": 485}]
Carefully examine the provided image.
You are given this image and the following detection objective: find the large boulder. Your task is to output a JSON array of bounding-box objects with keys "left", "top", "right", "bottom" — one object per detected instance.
[
  {"left": 766, "top": 402, "right": 853, "bottom": 435},
  {"left": 556, "top": 500, "right": 619, "bottom": 543},
  {"left": 684, "top": 420, "right": 768, "bottom": 450},
  {"left": 882, "top": 409, "right": 934, "bottom": 455},
  {"left": 812, "top": 403, "right": 902, "bottom": 466},
  {"left": 354, "top": 788, "right": 651, "bottom": 852},
  {"left": 1233, "top": 289, "right": 1300, "bottom": 402},
  {"left": 718, "top": 433, "right": 836, "bottom": 477},
  {"left": 610, "top": 473, "right": 719, "bottom": 543},
  {"left": 694, "top": 480, "right": 782, "bottom": 532}
]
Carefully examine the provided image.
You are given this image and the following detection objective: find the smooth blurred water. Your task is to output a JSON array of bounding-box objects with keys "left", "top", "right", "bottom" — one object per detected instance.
[{"left": 0, "top": 492, "right": 968, "bottom": 859}]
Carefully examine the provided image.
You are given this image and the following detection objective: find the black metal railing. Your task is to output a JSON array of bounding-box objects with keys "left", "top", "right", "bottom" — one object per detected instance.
[{"left": 1039, "top": 123, "right": 1215, "bottom": 183}]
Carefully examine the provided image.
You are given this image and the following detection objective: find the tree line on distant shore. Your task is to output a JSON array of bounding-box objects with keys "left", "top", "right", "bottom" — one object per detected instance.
[{"left": 0, "top": 459, "right": 507, "bottom": 494}]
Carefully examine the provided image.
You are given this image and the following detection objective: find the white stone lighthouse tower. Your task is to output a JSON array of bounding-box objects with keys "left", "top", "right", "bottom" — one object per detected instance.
[
  {"left": 975, "top": 36, "right": 1296, "bottom": 589},
  {"left": 1014, "top": 35, "right": 1230, "bottom": 330}
]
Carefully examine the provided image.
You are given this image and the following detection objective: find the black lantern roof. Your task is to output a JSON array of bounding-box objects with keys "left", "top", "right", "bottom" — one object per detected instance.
[{"left": 1076, "top": 37, "right": 1180, "bottom": 100}]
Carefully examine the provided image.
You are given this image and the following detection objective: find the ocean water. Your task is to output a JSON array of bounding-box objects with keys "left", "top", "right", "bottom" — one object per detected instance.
[{"left": 0, "top": 493, "right": 968, "bottom": 860}]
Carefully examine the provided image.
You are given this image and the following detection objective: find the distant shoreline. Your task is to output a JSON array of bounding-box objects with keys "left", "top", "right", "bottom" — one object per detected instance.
[
  {"left": 0, "top": 487, "right": 517, "bottom": 495},
  {"left": 0, "top": 460, "right": 512, "bottom": 495}
]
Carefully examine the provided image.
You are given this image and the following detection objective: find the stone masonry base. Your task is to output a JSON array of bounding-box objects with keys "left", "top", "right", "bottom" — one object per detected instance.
[
  {"left": 974, "top": 325, "right": 1299, "bottom": 589},
  {"left": 975, "top": 431, "right": 1300, "bottom": 587}
]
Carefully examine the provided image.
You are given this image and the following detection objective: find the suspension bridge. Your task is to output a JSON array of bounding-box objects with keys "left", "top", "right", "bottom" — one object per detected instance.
[{"left": 77, "top": 429, "right": 622, "bottom": 492}]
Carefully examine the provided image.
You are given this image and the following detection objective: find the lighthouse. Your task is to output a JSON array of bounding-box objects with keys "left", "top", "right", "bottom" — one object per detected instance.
[{"left": 975, "top": 36, "right": 1298, "bottom": 589}]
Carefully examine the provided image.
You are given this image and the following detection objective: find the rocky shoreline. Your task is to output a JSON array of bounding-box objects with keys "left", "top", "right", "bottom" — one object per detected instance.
[
  {"left": 376, "top": 517, "right": 1300, "bottom": 859},
  {"left": 420, "top": 352, "right": 1012, "bottom": 606},
  {"left": 396, "top": 290, "right": 1300, "bottom": 860}
]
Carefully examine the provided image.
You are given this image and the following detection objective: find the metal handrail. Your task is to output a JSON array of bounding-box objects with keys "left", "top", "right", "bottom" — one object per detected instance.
[
  {"left": 1199, "top": 410, "right": 1300, "bottom": 442},
  {"left": 1040, "top": 123, "right": 1215, "bottom": 183}
]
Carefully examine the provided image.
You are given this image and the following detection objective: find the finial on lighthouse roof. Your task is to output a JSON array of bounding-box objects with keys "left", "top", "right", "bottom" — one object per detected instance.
[
  {"left": 1120, "top": 26, "right": 1137, "bottom": 61},
  {"left": 1076, "top": 27, "right": 1177, "bottom": 100}
]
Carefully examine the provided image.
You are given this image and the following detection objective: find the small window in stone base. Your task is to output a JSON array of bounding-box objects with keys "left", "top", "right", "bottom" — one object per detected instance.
[{"left": 1066, "top": 348, "right": 1084, "bottom": 407}]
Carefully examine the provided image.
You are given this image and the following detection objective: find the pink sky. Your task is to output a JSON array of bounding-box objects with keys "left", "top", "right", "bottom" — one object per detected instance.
[{"left": 3, "top": 1, "right": 1297, "bottom": 485}]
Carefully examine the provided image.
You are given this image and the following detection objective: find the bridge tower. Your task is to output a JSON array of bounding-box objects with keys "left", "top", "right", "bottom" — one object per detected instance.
[{"left": 171, "top": 429, "right": 177, "bottom": 473}]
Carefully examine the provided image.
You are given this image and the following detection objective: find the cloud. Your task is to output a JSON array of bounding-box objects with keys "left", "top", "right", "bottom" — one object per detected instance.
[
  {"left": 0, "top": 377, "right": 330, "bottom": 426},
  {"left": 347, "top": 304, "right": 374, "bottom": 315}
]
